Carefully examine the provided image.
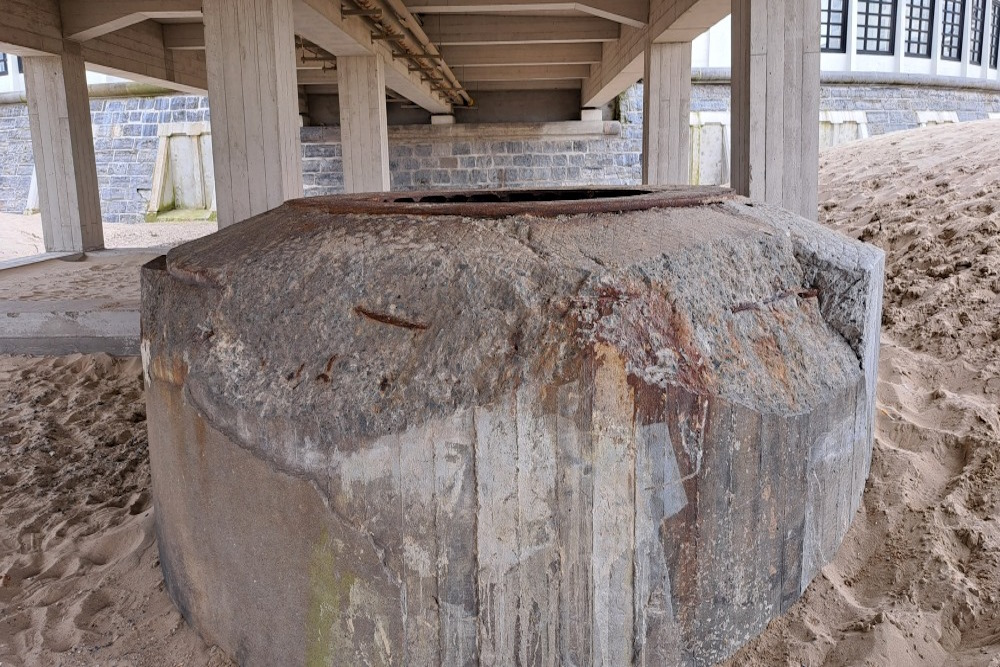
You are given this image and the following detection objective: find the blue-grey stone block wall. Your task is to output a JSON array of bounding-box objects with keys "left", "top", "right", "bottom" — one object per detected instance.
[
  {"left": 0, "top": 103, "right": 33, "bottom": 214},
  {"left": 90, "top": 95, "right": 210, "bottom": 222},
  {"left": 684, "top": 82, "right": 1000, "bottom": 131},
  {"left": 0, "top": 93, "right": 209, "bottom": 222},
  {"left": 820, "top": 84, "right": 1000, "bottom": 134},
  {"left": 301, "top": 124, "right": 643, "bottom": 197}
]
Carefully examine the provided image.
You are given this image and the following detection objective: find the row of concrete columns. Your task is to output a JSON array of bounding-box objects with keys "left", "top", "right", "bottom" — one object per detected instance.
[
  {"left": 23, "top": 0, "right": 392, "bottom": 247},
  {"left": 23, "top": 0, "right": 819, "bottom": 253},
  {"left": 641, "top": 0, "right": 820, "bottom": 220}
]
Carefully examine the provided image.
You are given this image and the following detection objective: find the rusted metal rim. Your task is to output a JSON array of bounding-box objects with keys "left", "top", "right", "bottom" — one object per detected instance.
[{"left": 287, "top": 185, "right": 735, "bottom": 218}]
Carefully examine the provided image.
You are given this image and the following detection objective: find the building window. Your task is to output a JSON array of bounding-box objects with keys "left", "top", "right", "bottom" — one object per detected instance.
[
  {"left": 858, "top": 0, "right": 898, "bottom": 53},
  {"left": 0, "top": 54, "right": 7, "bottom": 77},
  {"left": 992, "top": 0, "right": 1000, "bottom": 66},
  {"left": 16, "top": 56, "right": 23, "bottom": 74},
  {"left": 971, "top": 0, "right": 986, "bottom": 63},
  {"left": 822, "top": 0, "right": 850, "bottom": 52},
  {"left": 905, "top": 0, "right": 936, "bottom": 57},
  {"left": 941, "top": 0, "right": 966, "bottom": 60}
]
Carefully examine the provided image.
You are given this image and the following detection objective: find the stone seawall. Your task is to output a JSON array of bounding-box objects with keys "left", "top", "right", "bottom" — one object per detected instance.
[
  {"left": 0, "top": 92, "right": 210, "bottom": 223},
  {"left": 0, "top": 102, "right": 33, "bottom": 214}
]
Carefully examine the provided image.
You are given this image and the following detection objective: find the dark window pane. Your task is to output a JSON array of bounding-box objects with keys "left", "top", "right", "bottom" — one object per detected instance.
[
  {"left": 822, "top": 0, "right": 851, "bottom": 52},
  {"left": 0, "top": 54, "right": 8, "bottom": 77},
  {"left": 970, "top": 0, "right": 986, "bottom": 64},
  {"left": 906, "top": 0, "right": 935, "bottom": 57},
  {"left": 940, "top": 0, "right": 966, "bottom": 61},
  {"left": 859, "top": 0, "right": 898, "bottom": 53}
]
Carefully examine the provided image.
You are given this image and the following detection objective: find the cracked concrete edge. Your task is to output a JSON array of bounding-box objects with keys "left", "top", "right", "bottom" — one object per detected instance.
[
  {"left": 721, "top": 197, "right": 885, "bottom": 480},
  {"left": 721, "top": 199, "right": 885, "bottom": 387}
]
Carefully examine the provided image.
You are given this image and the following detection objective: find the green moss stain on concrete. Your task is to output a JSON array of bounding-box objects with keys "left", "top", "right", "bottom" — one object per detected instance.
[
  {"left": 305, "top": 533, "right": 354, "bottom": 667},
  {"left": 145, "top": 208, "right": 217, "bottom": 222}
]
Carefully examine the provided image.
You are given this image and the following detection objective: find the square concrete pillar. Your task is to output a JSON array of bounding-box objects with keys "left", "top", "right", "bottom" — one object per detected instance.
[
  {"left": 731, "top": 0, "right": 821, "bottom": 220},
  {"left": 23, "top": 44, "right": 104, "bottom": 253},
  {"left": 204, "top": 0, "right": 303, "bottom": 228},
  {"left": 642, "top": 42, "right": 693, "bottom": 186},
  {"left": 338, "top": 56, "right": 391, "bottom": 193}
]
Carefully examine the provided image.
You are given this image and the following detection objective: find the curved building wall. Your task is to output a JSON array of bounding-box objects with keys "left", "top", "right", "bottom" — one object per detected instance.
[{"left": 693, "top": 1, "right": 1000, "bottom": 85}]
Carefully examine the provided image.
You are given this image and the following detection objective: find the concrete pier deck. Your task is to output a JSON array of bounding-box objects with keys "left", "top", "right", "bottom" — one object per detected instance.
[{"left": 0, "top": 249, "right": 155, "bottom": 356}]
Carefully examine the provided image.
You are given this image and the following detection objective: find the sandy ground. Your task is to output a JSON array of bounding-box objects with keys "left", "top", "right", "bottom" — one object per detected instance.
[
  {"left": 1, "top": 119, "right": 1000, "bottom": 665},
  {"left": 0, "top": 213, "right": 214, "bottom": 262},
  {"left": 0, "top": 355, "right": 231, "bottom": 667},
  {"left": 0, "top": 250, "right": 160, "bottom": 309}
]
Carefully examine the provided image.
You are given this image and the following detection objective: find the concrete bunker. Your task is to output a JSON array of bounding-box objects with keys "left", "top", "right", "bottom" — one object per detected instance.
[{"left": 141, "top": 186, "right": 883, "bottom": 666}]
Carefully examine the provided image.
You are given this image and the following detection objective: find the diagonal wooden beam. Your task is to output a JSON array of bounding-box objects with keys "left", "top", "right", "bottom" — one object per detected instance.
[
  {"left": 1, "top": 0, "right": 206, "bottom": 93},
  {"left": 421, "top": 15, "right": 619, "bottom": 45},
  {"left": 60, "top": 0, "right": 203, "bottom": 42},
  {"left": 582, "top": 0, "right": 728, "bottom": 106},
  {"left": 407, "top": 1, "right": 648, "bottom": 28},
  {"left": 293, "top": 0, "right": 452, "bottom": 113}
]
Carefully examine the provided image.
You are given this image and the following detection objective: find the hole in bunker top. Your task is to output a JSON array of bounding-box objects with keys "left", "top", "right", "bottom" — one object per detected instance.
[
  {"left": 290, "top": 186, "right": 729, "bottom": 218},
  {"left": 403, "top": 188, "right": 653, "bottom": 205}
]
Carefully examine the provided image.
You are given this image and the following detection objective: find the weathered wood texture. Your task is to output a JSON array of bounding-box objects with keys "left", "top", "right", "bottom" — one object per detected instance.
[
  {"left": 203, "top": 0, "right": 303, "bottom": 228},
  {"left": 23, "top": 44, "right": 104, "bottom": 253},
  {"left": 731, "top": 0, "right": 821, "bottom": 220},
  {"left": 142, "top": 188, "right": 884, "bottom": 666},
  {"left": 643, "top": 41, "right": 692, "bottom": 185}
]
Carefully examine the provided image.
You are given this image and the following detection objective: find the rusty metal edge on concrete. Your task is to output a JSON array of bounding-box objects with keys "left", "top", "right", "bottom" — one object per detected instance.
[{"left": 287, "top": 185, "right": 736, "bottom": 218}]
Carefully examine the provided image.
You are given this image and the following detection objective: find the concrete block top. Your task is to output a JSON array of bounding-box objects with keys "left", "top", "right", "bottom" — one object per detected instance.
[{"left": 143, "top": 187, "right": 878, "bottom": 472}]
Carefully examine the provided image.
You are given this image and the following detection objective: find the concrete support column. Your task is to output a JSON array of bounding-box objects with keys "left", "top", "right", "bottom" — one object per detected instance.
[
  {"left": 731, "top": 0, "right": 820, "bottom": 220},
  {"left": 642, "top": 42, "right": 692, "bottom": 185},
  {"left": 23, "top": 44, "right": 103, "bottom": 253},
  {"left": 338, "top": 56, "right": 390, "bottom": 193},
  {"left": 204, "top": 0, "right": 302, "bottom": 229}
]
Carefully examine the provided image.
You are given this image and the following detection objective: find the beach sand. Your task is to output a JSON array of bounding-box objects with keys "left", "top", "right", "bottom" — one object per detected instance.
[
  {"left": 0, "top": 355, "right": 231, "bottom": 667},
  {"left": 0, "top": 213, "right": 214, "bottom": 262},
  {"left": 2, "top": 119, "right": 1000, "bottom": 665}
]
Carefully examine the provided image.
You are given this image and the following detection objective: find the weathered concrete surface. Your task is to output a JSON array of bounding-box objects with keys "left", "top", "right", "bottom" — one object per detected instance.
[{"left": 141, "top": 187, "right": 884, "bottom": 666}]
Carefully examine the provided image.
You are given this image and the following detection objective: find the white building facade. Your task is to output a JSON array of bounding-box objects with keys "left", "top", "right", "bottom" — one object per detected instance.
[{"left": 693, "top": 0, "right": 1000, "bottom": 82}]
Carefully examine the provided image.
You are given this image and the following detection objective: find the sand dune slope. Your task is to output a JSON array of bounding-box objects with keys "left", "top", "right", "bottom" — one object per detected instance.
[{"left": 727, "top": 120, "right": 1000, "bottom": 666}]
